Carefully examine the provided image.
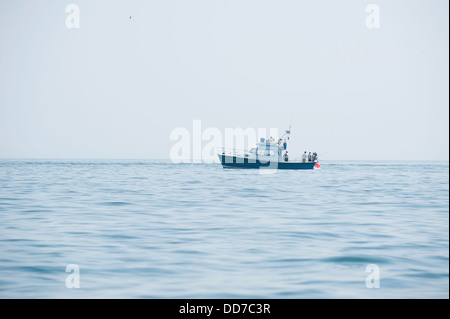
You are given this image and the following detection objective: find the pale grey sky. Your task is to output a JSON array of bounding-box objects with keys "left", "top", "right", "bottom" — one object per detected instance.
[{"left": 0, "top": 0, "right": 448, "bottom": 160}]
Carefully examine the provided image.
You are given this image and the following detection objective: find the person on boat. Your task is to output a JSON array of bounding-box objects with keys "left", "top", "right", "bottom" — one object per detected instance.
[
  {"left": 308, "top": 152, "right": 312, "bottom": 162},
  {"left": 302, "top": 151, "right": 307, "bottom": 163},
  {"left": 312, "top": 152, "right": 317, "bottom": 162},
  {"left": 283, "top": 151, "right": 289, "bottom": 162},
  {"left": 283, "top": 140, "right": 287, "bottom": 150}
]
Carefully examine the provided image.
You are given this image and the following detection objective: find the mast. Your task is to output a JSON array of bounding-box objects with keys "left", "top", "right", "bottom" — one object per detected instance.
[{"left": 281, "top": 110, "right": 293, "bottom": 140}]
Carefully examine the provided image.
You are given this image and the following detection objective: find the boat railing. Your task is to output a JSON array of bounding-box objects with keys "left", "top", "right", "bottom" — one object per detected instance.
[{"left": 218, "top": 147, "right": 249, "bottom": 157}]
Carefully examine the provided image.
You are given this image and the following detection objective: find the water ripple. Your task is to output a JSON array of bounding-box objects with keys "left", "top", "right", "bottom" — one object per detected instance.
[{"left": 0, "top": 160, "right": 448, "bottom": 298}]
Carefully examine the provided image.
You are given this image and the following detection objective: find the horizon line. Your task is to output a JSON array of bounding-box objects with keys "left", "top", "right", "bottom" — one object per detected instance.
[{"left": 0, "top": 158, "right": 449, "bottom": 162}]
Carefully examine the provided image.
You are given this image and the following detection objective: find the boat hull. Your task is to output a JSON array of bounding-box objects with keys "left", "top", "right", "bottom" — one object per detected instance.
[{"left": 218, "top": 154, "right": 317, "bottom": 170}]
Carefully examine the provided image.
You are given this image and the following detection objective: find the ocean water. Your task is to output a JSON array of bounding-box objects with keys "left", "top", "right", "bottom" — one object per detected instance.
[{"left": 0, "top": 159, "right": 448, "bottom": 298}]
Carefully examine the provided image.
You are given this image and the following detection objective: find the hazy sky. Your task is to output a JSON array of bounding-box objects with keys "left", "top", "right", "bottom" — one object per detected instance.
[{"left": 0, "top": 0, "right": 448, "bottom": 160}]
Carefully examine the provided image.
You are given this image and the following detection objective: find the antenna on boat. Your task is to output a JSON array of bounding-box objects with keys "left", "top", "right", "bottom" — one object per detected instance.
[
  {"left": 281, "top": 111, "right": 293, "bottom": 140},
  {"left": 287, "top": 111, "right": 293, "bottom": 139},
  {"left": 289, "top": 110, "right": 293, "bottom": 130}
]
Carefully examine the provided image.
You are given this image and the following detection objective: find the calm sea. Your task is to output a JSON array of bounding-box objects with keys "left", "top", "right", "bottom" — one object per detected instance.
[{"left": 0, "top": 160, "right": 448, "bottom": 298}]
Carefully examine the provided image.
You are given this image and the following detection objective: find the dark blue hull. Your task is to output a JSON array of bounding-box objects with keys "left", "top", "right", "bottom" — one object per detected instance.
[{"left": 219, "top": 155, "right": 317, "bottom": 170}]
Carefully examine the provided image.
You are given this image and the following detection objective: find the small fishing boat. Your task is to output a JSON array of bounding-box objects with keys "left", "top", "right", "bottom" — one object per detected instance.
[{"left": 217, "top": 127, "right": 320, "bottom": 170}]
